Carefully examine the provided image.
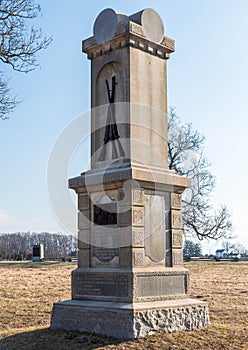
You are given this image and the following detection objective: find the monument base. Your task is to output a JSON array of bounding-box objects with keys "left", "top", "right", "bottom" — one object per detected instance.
[{"left": 50, "top": 299, "right": 209, "bottom": 340}]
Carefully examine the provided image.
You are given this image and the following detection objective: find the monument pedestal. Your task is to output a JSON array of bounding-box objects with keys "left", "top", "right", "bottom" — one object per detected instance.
[
  {"left": 51, "top": 164, "right": 209, "bottom": 338},
  {"left": 50, "top": 7, "right": 209, "bottom": 339},
  {"left": 51, "top": 299, "right": 209, "bottom": 339}
]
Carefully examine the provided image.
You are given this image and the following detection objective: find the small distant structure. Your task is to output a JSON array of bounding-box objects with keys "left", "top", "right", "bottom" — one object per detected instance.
[
  {"left": 215, "top": 249, "right": 241, "bottom": 261},
  {"left": 32, "top": 244, "right": 45, "bottom": 262},
  {"left": 215, "top": 249, "right": 225, "bottom": 259}
]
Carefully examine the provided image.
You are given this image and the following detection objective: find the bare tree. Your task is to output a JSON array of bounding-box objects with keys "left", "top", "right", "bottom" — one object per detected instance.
[
  {"left": 0, "top": 0, "right": 51, "bottom": 120},
  {"left": 168, "top": 107, "right": 232, "bottom": 240}
]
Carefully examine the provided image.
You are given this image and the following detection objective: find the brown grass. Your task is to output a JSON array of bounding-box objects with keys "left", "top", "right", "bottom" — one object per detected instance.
[{"left": 0, "top": 262, "right": 247, "bottom": 350}]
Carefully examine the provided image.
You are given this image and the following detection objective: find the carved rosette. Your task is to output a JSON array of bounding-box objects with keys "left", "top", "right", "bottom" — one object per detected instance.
[{"left": 170, "top": 193, "right": 184, "bottom": 267}]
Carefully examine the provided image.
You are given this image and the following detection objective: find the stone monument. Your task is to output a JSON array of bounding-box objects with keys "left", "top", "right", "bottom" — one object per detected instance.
[{"left": 51, "top": 8, "right": 209, "bottom": 339}]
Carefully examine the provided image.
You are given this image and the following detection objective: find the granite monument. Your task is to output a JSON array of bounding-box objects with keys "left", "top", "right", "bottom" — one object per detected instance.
[{"left": 50, "top": 8, "right": 209, "bottom": 339}]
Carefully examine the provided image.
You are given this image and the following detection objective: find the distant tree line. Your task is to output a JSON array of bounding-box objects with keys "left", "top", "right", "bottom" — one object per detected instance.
[
  {"left": 0, "top": 232, "right": 77, "bottom": 260},
  {"left": 183, "top": 240, "right": 202, "bottom": 259}
]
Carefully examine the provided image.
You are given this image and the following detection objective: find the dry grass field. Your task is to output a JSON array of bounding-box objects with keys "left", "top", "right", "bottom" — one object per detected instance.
[{"left": 0, "top": 262, "right": 247, "bottom": 350}]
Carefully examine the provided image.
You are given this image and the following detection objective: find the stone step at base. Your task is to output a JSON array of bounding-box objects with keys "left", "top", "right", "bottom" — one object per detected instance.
[{"left": 50, "top": 298, "right": 209, "bottom": 339}]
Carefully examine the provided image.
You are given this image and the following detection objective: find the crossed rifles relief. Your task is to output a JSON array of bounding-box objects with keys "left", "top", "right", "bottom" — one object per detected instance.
[{"left": 98, "top": 75, "right": 125, "bottom": 161}]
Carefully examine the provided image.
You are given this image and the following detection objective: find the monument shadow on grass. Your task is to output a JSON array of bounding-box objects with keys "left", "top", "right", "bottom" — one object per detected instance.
[{"left": 0, "top": 328, "right": 122, "bottom": 350}]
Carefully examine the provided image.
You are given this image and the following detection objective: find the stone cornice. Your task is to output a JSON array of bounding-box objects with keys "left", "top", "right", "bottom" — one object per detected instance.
[{"left": 82, "top": 21, "right": 175, "bottom": 60}]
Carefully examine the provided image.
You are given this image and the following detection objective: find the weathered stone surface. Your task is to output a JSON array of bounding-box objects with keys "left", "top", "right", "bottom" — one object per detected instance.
[
  {"left": 69, "top": 166, "right": 190, "bottom": 192},
  {"left": 78, "top": 210, "right": 91, "bottom": 229},
  {"left": 171, "top": 193, "right": 182, "bottom": 209},
  {"left": 51, "top": 299, "right": 210, "bottom": 339},
  {"left": 91, "top": 225, "right": 119, "bottom": 266},
  {"left": 78, "top": 249, "right": 90, "bottom": 268},
  {"left": 93, "top": 9, "right": 128, "bottom": 45},
  {"left": 129, "top": 8, "right": 164, "bottom": 44},
  {"left": 78, "top": 229, "right": 90, "bottom": 249},
  {"left": 132, "top": 207, "right": 144, "bottom": 226},
  {"left": 132, "top": 228, "right": 144, "bottom": 247},
  {"left": 72, "top": 270, "right": 132, "bottom": 302},
  {"left": 78, "top": 194, "right": 90, "bottom": 210},
  {"left": 171, "top": 210, "right": 183, "bottom": 229},
  {"left": 132, "top": 188, "right": 144, "bottom": 205},
  {"left": 172, "top": 249, "right": 184, "bottom": 266},
  {"left": 172, "top": 229, "right": 183, "bottom": 248},
  {"left": 119, "top": 247, "right": 132, "bottom": 267},
  {"left": 137, "top": 275, "right": 186, "bottom": 297},
  {"left": 133, "top": 249, "right": 145, "bottom": 267},
  {"left": 119, "top": 209, "right": 132, "bottom": 227},
  {"left": 145, "top": 195, "right": 166, "bottom": 262}
]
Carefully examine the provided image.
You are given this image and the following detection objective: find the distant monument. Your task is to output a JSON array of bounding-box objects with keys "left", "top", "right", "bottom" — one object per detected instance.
[
  {"left": 51, "top": 8, "right": 209, "bottom": 339},
  {"left": 32, "top": 244, "right": 44, "bottom": 262}
]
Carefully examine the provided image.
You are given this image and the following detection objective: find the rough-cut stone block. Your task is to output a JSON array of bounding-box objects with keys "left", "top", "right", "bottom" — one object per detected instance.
[{"left": 51, "top": 299, "right": 210, "bottom": 339}]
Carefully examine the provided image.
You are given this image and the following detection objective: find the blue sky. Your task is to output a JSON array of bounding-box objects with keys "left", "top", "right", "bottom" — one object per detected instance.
[{"left": 0, "top": 0, "right": 248, "bottom": 253}]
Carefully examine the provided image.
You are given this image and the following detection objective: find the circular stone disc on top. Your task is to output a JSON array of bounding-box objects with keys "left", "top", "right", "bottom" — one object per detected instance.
[
  {"left": 141, "top": 8, "right": 164, "bottom": 43},
  {"left": 93, "top": 9, "right": 118, "bottom": 45}
]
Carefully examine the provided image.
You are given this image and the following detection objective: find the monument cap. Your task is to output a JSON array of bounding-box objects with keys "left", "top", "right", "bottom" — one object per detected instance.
[
  {"left": 93, "top": 8, "right": 128, "bottom": 45},
  {"left": 129, "top": 8, "right": 164, "bottom": 43}
]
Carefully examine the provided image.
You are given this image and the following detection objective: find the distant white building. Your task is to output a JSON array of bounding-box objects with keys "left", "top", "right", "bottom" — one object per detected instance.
[
  {"left": 215, "top": 249, "right": 241, "bottom": 260},
  {"left": 215, "top": 249, "right": 225, "bottom": 259}
]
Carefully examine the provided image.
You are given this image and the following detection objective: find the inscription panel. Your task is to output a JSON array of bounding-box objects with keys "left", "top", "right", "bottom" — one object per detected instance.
[
  {"left": 137, "top": 275, "right": 186, "bottom": 297},
  {"left": 92, "top": 204, "right": 119, "bottom": 264},
  {"left": 93, "top": 246, "right": 119, "bottom": 263},
  {"left": 92, "top": 226, "right": 119, "bottom": 264},
  {"left": 74, "top": 274, "right": 129, "bottom": 297}
]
